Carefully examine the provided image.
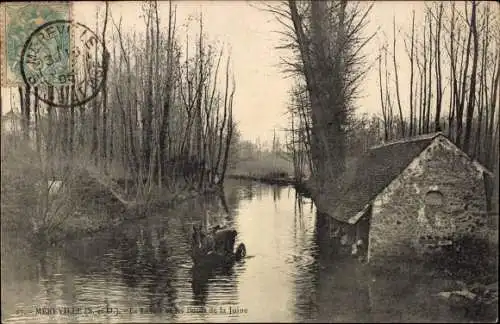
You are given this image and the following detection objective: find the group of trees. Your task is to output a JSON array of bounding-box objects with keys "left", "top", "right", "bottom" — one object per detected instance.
[
  {"left": 264, "top": 1, "right": 498, "bottom": 202},
  {"left": 377, "top": 1, "right": 499, "bottom": 172},
  {"left": 229, "top": 133, "right": 294, "bottom": 179},
  {"left": 263, "top": 1, "right": 373, "bottom": 192},
  {"left": 266, "top": 0, "right": 498, "bottom": 217},
  {"left": 4, "top": 1, "right": 237, "bottom": 205},
  {"left": 237, "top": 136, "right": 282, "bottom": 160}
]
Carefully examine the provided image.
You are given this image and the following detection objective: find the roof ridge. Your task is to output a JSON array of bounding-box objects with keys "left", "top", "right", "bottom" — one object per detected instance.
[{"left": 369, "top": 132, "right": 443, "bottom": 150}]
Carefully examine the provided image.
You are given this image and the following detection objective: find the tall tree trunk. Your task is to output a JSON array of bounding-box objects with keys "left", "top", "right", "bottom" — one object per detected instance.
[
  {"left": 92, "top": 10, "right": 100, "bottom": 166},
  {"left": 34, "top": 87, "right": 40, "bottom": 154},
  {"left": 61, "top": 87, "right": 69, "bottom": 156},
  {"left": 101, "top": 2, "right": 109, "bottom": 172},
  {"left": 196, "top": 14, "right": 204, "bottom": 188},
  {"left": 18, "top": 87, "right": 25, "bottom": 136},
  {"left": 69, "top": 88, "right": 75, "bottom": 157},
  {"left": 384, "top": 48, "right": 393, "bottom": 138},
  {"left": 422, "top": 21, "right": 427, "bottom": 135},
  {"left": 142, "top": 4, "right": 154, "bottom": 179},
  {"left": 488, "top": 51, "right": 500, "bottom": 168},
  {"left": 47, "top": 87, "right": 54, "bottom": 156},
  {"left": 448, "top": 3, "right": 457, "bottom": 139},
  {"left": 288, "top": 0, "right": 323, "bottom": 188},
  {"left": 378, "top": 51, "right": 388, "bottom": 141},
  {"left": 425, "top": 11, "right": 433, "bottom": 133},
  {"left": 21, "top": 86, "right": 31, "bottom": 140},
  {"left": 219, "top": 91, "right": 235, "bottom": 185},
  {"left": 158, "top": 1, "right": 175, "bottom": 182},
  {"left": 392, "top": 16, "right": 405, "bottom": 137},
  {"left": 215, "top": 57, "right": 231, "bottom": 180},
  {"left": 463, "top": 0, "right": 479, "bottom": 155},
  {"left": 433, "top": 3, "right": 443, "bottom": 132},
  {"left": 409, "top": 10, "right": 415, "bottom": 136},
  {"left": 475, "top": 8, "right": 489, "bottom": 162},
  {"left": 457, "top": 4, "right": 474, "bottom": 148}
]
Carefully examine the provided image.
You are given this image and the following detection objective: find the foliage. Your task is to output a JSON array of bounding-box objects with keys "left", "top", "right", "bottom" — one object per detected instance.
[
  {"left": 261, "top": 0, "right": 374, "bottom": 191},
  {"left": 376, "top": 1, "right": 499, "bottom": 214},
  {"left": 3, "top": 0, "right": 238, "bottom": 249},
  {"left": 0, "top": 136, "right": 95, "bottom": 249}
]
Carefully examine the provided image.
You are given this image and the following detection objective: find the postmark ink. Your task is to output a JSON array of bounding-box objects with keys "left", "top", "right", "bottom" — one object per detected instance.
[{"left": 20, "top": 20, "right": 108, "bottom": 108}]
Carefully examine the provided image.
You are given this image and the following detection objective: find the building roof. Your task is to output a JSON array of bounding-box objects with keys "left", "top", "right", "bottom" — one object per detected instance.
[{"left": 314, "top": 132, "right": 443, "bottom": 224}]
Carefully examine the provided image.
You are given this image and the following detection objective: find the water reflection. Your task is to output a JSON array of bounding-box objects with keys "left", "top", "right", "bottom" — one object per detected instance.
[
  {"left": 1, "top": 180, "right": 479, "bottom": 323},
  {"left": 272, "top": 185, "right": 281, "bottom": 202}
]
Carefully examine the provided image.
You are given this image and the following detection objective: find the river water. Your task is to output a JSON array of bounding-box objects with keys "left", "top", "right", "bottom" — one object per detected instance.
[{"left": 1, "top": 180, "right": 474, "bottom": 323}]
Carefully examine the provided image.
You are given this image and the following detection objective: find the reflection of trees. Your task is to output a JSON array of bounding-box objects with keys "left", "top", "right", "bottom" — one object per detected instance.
[
  {"left": 272, "top": 185, "right": 282, "bottom": 202},
  {"left": 237, "top": 181, "right": 255, "bottom": 201},
  {"left": 35, "top": 251, "right": 67, "bottom": 306},
  {"left": 222, "top": 181, "right": 243, "bottom": 219},
  {"left": 188, "top": 186, "right": 243, "bottom": 307},
  {"left": 1, "top": 183, "right": 256, "bottom": 322},
  {"left": 294, "top": 261, "right": 319, "bottom": 321},
  {"left": 303, "top": 218, "right": 373, "bottom": 324},
  {"left": 292, "top": 195, "right": 319, "bottom": 321},
  {"left": 255, "top": 183, "right": 264, "bottom": 201},
  {"left": 294, "top": 194, "right": 304, "bottom": 219},
  {"left": 191, "top": 265, "right": 212, "bottom": 306},
  {"left": 314, "top": 211, "right": 331, "bottom": 258},
  {"left": 190, "top": 263, "right": 238, "bottom": 308},
  {"left": 117, "top": 232, "right": 141, "bottom": 288},
  {"left": 186, "top": 182, "right": 245, "bottom": 231},
  {"left": 115, "top": 221, "right": 179, "bottom": 315},
  {"left": 10, "top": 180, "right": 256, "bottom": 321},
  {"left": 311, "top": 259, "right": 372, "bottom": 322},
  {"left": 143, "top": 227, "right": 178, "bottom": 314},
  {"left": 232, "top": 181, "right": 287, "bottom": 203}
]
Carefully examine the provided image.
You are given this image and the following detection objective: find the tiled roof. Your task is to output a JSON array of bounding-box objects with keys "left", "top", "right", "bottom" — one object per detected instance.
[{"left": 314, "top": 133, "right": 442, "bottom": 223}]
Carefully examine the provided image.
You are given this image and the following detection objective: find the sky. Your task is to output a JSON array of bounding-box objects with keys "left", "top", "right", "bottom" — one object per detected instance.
[{"left": 1, "top": 1, "right": 429, "bottom": 144}]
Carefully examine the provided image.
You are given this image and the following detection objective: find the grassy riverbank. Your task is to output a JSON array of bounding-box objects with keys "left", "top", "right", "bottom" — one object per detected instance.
[
  {"left": 0, "top": 141, "right": 219, "bottom": 251},
  {"left": 57, "top": 184, "right": 221, "bottom": 243},
  {"left": 2, "top": 177, "right": 219, "bottom": 251},
  {"left": 229, "top": 153, "right": 296, "bottom": 183}
]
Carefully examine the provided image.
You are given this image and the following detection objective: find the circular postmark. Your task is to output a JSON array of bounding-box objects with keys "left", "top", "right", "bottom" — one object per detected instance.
[{"left": 20, "top": 20, "right": 108, "bottom": 108}]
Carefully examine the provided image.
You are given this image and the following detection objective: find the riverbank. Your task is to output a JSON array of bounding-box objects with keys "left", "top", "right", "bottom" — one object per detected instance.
[
  {"left": 227, "top": 174, "right": 314, "bottom": 200},
  {"left": 1, "top": 166, "right": 223, "bottom": 252},
  {"left": 56, "top": 183, "right": 223, "bottom": 244},
  {"left": 368, "top": 251, "right": 498, "bottom": 321},
  {"left": 228, "top": 174, "right": 295, "bottom": 186}
]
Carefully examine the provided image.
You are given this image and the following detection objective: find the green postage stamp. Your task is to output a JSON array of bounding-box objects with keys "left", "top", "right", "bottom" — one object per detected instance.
[{"left": 1, "top": 2, "right": 72, "bottom": 87}]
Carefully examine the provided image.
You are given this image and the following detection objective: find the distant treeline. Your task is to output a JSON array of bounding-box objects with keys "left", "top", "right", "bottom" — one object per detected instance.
[{"left": 229, "top": 136, "right": 295, "bottom": 180}]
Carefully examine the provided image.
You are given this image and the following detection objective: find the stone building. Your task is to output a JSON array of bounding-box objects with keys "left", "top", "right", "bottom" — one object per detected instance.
[{"left": 314, "top": 132, "right": 494, "bottom": 263}]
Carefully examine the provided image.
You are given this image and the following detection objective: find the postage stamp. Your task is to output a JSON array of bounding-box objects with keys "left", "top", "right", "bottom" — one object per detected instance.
[
  {"left": 0, "top": 2, "right": 72, "bottom": 87},
  {"left": 20, "top": 20, "right": 109, "bottom": 107}
]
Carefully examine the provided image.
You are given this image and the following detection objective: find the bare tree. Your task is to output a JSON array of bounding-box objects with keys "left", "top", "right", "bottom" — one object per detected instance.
[
  {"left": 392, "top": 17, "right": 405, "bottom": 137},
  {"left": 262, "top": 0, "right": 373, "bottom": 194},
  {"left": 433, "top": 2, "right": 444, "bottom": 132},
  {"left": 463, "top": 0, "right": 479, "bottom": 154}
]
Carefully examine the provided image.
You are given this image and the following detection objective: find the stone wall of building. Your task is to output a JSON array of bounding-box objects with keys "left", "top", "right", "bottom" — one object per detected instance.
[
  {"left": 323, "top": 213, "right": 370, "bottom": 258},
  {"left": 367, "top": 135, "right": 489, "bottom": 263}
]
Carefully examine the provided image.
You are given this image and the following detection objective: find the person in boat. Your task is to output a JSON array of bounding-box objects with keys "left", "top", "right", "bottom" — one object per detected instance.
[
  {"left": 205, "top": 226, "right": 218, "bottom": 254},
  {"left": 192, "top": 224, "right": 237, "bottom": 256},
  {"left": 211, "top": 225, "right": 237, "bottom": 255}
]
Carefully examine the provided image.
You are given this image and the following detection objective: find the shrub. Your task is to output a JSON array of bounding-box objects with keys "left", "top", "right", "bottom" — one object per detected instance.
[{"left": 1, "top": 138, "right": 88, "bottom": 249}]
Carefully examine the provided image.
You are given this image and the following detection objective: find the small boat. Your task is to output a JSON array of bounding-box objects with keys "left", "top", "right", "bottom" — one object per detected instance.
[{"left": 191, "top": 224, "right": 246, "bottom": 266}]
